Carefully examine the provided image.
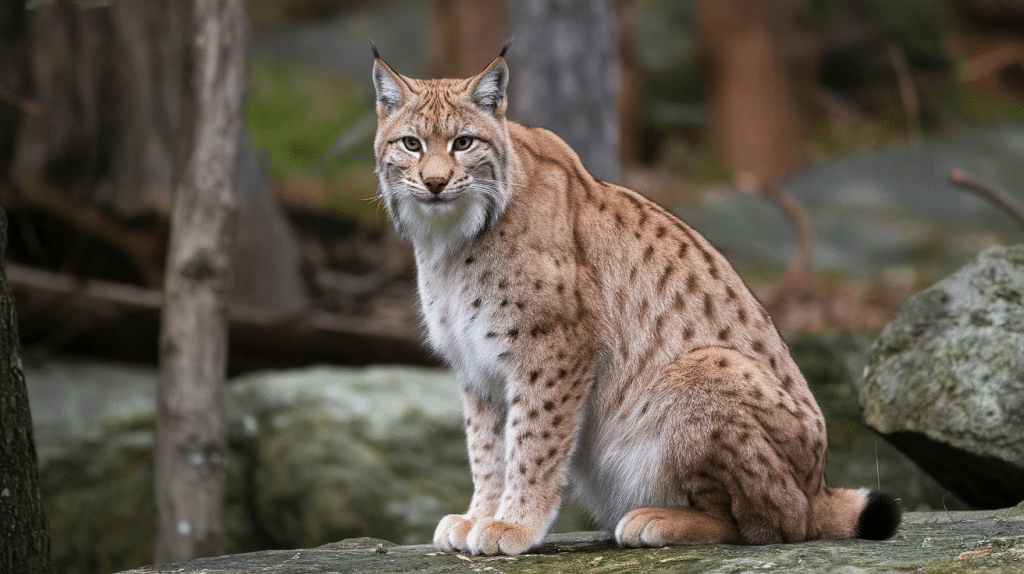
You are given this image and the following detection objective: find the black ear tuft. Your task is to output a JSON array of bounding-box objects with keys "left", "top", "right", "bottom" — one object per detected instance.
[
  {"left": 855, "top": 491, "right": 902, "bottom": 541},
  {"left": 369, "top": 38, "right": 381, "bottom": 60},
  {"left": 499, "top": 38, "right": 513, "bottom": 58}
]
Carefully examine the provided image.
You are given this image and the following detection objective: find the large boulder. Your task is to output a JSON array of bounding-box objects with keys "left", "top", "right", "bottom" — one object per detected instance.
[{"left": 861, "top": 244, "right": 1024, "bottom": 508}]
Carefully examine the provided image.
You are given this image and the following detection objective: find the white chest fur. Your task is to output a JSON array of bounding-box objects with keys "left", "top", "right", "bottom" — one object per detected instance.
[{"left": 415, "top": 247, "right": 510, "bottom": 401}]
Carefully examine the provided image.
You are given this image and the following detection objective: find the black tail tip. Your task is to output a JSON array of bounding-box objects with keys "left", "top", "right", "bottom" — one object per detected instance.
[{"left": 856, "top": 491, "right": 902, "bottom": 540}]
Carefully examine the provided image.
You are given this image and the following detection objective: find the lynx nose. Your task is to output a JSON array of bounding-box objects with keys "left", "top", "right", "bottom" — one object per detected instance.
[{"left": 423, "top": 176, "right": 449, "bottom": 195}]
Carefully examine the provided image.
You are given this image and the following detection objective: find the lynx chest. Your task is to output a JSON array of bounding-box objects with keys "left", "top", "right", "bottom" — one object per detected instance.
[{"left": 415, "top": 252, "right": 513, "bottom": 400}]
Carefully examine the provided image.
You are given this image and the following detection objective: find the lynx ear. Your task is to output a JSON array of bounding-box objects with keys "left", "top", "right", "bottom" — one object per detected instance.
[
  {"left": 371, "top": 44, "right": 410, "bottom": 117},
  {"left": 471, "top": 57, "right": 508, "bottom": 116}
]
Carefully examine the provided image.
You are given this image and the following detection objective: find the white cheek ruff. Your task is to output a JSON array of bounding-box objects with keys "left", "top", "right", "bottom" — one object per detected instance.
[{"left": 379, "top": 172, "right": 506, "bottom": 247}]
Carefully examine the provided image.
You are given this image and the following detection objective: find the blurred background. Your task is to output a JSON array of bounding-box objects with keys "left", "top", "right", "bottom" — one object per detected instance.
[{"left": 3, "top": 0, "right": 1023, "bottom": 572}]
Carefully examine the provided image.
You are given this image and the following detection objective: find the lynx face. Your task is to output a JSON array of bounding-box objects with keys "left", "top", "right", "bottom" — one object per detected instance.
[{"left": 373, "top": 57, "right": 513, "bottom": 245}]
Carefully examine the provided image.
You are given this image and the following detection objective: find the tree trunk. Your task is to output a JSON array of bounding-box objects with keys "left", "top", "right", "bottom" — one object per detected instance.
[
  {"left": 698, "top": 0, "right": 818, "bottom": 187},
  {"left": 506, "top": 0, "right": 621, "bottom": 183},
  {"left": 429, "top": 0, "right": 507, "bottom": 79},
  {"left": 0, "top": 207, "right": 54, "bottom": 574},
  {"left": 618, "top": 0, "right": 648, "bottom": 168},
  {"left": 153, "top": 0, "right": 248, "bottom": 563}
]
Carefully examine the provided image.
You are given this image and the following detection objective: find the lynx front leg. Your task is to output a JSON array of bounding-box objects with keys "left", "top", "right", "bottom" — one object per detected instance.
[
  {"left": 434, "top": 387, "right": 507, "bottom": 552},
  {"left": 466, "top": 366, "right": 591, "bottom": 555}
]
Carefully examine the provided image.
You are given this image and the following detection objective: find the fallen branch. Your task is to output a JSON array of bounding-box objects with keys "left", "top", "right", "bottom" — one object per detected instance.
[
  {"left": 959, "top": 44, "right": 1024, "bottom": 83},
  {"left": 948, "top": 169, "right": 1024, "bottom": 229},
  {"left": 7, "top": 262, "right": 432, "bottom": 371}
]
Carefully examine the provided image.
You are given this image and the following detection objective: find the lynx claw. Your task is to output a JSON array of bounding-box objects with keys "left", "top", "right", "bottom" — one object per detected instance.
[
  {"left": 433, "top": 514, "right": 475, "bottom": 552},
  {"left": 467, "top": 517, "right": 540, "bottom": 555}
]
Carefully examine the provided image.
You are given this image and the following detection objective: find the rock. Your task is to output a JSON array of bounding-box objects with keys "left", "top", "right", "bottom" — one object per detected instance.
[
  {"left": 116, "top": 506, "right": 1024, "bottom": 574},
  {"left": 27, "top": 358, "right": 160, "bottom": 574},
  {"left": 861, "top": 244, "right": 1024, "bottom": 508}
]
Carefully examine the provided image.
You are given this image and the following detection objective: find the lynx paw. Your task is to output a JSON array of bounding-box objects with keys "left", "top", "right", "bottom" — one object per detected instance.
[
  {"left": 467, "top": 517, "right": 541, "bottom": 555},
  {"left": 433, "top": 514, "right": 475, "bottom": 552}
]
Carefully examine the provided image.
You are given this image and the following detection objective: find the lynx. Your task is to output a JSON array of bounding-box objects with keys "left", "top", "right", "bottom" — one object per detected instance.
[{"left": 372, "top": 45, "right": 902, "bottom": 556}]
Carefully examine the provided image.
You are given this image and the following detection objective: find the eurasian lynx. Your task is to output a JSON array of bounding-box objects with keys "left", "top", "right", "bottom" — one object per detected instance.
[{"left": 372, "top": 46, "right": 901, "bottom": 556}]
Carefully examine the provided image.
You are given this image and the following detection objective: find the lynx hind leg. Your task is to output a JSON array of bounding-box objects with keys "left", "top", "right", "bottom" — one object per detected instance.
[
  {"left": 616, "top": 507, "right": 740, "bottom": 547},
  {"left": 616, "top": 347, "right": 825, "bottom": 547}
]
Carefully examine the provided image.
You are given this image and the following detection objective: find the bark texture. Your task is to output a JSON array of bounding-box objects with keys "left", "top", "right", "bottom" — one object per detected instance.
[
  {"left": 0, "top": 208, "right": 53, "bottom": 574},
  {"left": 506, "top": 0, "right": 621, "bottom": 183},
  {"left": 154, "top": 0, "right": 248, "bottom": 563}
]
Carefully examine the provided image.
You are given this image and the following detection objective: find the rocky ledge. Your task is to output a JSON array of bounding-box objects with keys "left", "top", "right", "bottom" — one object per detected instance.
[{"left": 120, "top": 506, "right": 1023, "bottom": 573}]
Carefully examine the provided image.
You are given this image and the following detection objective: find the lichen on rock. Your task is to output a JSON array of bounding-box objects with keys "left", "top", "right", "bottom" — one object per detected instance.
[{"left": 862, "top": 244, "right": 1024, "bottom": 508}]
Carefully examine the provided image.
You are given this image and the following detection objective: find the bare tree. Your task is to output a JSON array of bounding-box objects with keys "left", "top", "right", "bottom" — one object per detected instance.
[
  {"left": 506, "top": 0, "right": 621, "bottom": 183},
  {"left": 153, "top": 0, "right": 248, "bottom": 563},
  {"left": 0, "top": 208, "right": 54, "bottom": 574},
  {"left": 2, "top": 0, "right": 306, "bottom": 313}
]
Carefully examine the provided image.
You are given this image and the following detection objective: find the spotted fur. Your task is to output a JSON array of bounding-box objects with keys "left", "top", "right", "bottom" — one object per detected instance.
[{"left": 372, "top": 51, "right": 901, "bottom": 556}]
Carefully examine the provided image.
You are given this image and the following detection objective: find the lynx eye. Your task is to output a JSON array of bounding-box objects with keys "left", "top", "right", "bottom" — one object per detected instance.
[
  {"left": 401, "top": 137, "right": 422, "bottom": 153},
  {"left": 452, "top": 136, "right": 474, "bottom": 152}
]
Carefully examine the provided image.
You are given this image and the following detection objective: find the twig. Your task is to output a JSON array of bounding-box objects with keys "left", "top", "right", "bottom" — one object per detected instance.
[
  {"left": 762, "top": 181, "right": 815, "bottom": 298},
  {"left": 888, "top": 42, "right": 921, "bottom": 142},
  {"left": 948, "top": 168, "right": 1024, "bottom": 229}
]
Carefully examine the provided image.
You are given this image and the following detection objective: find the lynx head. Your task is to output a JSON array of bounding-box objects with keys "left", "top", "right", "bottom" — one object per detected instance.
[{"left": 372, "top": 45, "right": 513, "bottom": 246}]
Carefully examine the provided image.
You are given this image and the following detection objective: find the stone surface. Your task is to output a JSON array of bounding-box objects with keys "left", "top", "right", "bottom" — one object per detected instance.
[
  {"left": 226, "top": 365, "right": 471, "bottom": 548},
  {"left": 861, "top": 244, "right": 1024, "bottom": 508},
  {"left": 117, "top": 506, "right": 1024, "bottom": 574}
]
